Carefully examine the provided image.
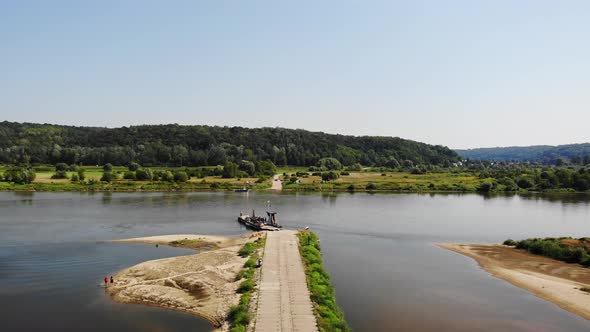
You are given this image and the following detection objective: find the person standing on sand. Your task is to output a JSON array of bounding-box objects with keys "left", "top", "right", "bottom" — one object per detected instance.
[
  {"left": 110, "top": 276, "right": 114, "bottom": 283},
  {"left": 104, "top": 277, "right": 109, "bottom": 286}
]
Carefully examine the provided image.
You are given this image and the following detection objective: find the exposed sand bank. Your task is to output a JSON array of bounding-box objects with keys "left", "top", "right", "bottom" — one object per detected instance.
[
  {"left": 107, "top": 233, "right": 264, "bottom": 330},
  {"left": 439, "top": 243, "right": 590, "bottom": 320}
]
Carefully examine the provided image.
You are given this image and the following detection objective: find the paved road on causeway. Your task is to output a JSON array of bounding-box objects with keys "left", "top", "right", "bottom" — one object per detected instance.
[{"left": 255, "top": 230, "right": 317, "bottom": 332}]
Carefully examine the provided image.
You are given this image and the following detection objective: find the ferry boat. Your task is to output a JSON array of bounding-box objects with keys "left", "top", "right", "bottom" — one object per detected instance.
[{"left": 237, "top": 209, "right": 281, "bottom": 231}]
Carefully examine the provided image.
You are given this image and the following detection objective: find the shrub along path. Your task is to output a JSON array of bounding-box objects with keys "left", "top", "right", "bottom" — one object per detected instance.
[{"left": 254, "top": 230, "right": 317, "bottom": 332}]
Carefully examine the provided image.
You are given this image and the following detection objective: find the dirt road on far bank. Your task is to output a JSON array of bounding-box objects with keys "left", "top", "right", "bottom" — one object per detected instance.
[{"left": 270, "top": 175, "right": 282, "bottom": 191}]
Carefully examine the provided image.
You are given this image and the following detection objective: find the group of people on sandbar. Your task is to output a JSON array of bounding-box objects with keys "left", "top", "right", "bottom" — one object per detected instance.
[{"left": 104, "top": 276, "right": 114, "bottom": 286}]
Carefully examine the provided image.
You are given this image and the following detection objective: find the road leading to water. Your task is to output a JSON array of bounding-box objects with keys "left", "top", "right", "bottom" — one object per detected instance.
[
  {"left": 255, "top": 230, "right": 317, "bottom": 332},
  {"left": 270, "top": 174, "right": 282, "bottom": 190}
]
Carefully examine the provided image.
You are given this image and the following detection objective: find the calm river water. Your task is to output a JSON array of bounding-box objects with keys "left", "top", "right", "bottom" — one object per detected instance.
[{"left": 1, "top": 192, "right": 590, "bottom": 331}]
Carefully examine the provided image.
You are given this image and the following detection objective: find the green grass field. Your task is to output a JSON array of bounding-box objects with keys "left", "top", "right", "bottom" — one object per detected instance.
[
  {"left": 0, "top": 165, "right": 496, "bottom": 192},
  {"left": 0, "top": 165, "right": 271, "bottom": 191},
  {"left": 281, "top": 170, "right": 492, "bottom": 192}
]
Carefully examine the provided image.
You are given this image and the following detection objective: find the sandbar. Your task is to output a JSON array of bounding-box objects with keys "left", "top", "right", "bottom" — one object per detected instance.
[
  {"left": 439, "top": 243, "right": 590, "bottom": 320},
  {"left": 107, "top": 233, "right": 264, "bottom": 330}
]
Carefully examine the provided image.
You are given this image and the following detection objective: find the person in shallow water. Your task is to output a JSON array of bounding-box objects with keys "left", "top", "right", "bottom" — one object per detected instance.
[
  {"left": 110, "top": 276, "right": 114, "bottom": 283},
  {"left": 104, "top": 277, "right": 109, "bottom": 286}
]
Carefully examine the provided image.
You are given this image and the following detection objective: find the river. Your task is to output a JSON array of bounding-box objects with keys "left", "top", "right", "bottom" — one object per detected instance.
[{"left": 1, "top": 192, "right": 589, "bottom": 331}]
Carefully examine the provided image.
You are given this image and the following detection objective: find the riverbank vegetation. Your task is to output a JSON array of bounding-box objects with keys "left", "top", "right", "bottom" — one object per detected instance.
[
  {"left": 1, "top": 121, "right": 589, "bottom": 193},
  {"left": 229, "top": 236, "right": 265, "bottom": 332},
  {"left": 504, "top": 237, "right": 590, "bottom": 266},
  {"left": 297, "top": 231, "right": 349, "bottom": 332}
]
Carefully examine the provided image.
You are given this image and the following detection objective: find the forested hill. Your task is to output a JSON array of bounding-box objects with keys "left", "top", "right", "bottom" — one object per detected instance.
[
  {"left": 456, "top": 143, "right": 590, "bottom": 164},
  {"left": 0, "top": 121, "right": 459, "bottom": 167}
]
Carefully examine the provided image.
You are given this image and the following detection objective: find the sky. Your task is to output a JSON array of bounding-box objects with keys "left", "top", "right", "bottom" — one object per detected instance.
[{"left": 1, "top": 0, "right": 589, "bottom": 149}]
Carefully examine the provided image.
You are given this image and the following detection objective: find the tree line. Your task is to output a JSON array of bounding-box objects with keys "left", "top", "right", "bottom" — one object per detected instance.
[
  {"left": 456, "top": 143, "right": 590, "bottom": 165},
  {"left": 0, "top": 121, "right": 459, "bottom": 167}
]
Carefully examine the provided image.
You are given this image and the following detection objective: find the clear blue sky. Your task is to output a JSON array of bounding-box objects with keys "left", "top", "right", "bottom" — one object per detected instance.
[{"left": 1, "top": 0, "right": 589, "bottom": 149}]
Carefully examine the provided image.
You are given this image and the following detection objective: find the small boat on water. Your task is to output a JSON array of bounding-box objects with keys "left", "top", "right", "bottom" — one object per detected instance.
[
  {"left": 237, "top": 209, "right": 282, "bottom": 231},
  {"left": 235, "top": 187, "right": 249, "bottom": 193}
]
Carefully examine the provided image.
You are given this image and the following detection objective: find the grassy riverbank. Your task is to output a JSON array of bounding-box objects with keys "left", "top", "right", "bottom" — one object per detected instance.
[
  {"left": 297, "top": 231, "right": 349, "bottom": 332},
  {"left": 229, "top": 236, "right": 266, "bottom": 332}
]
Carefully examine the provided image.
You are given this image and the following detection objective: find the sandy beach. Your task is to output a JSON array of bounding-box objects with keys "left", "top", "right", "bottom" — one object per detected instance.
[
  {"left": 439, "top": 243, "right": 590, "bottom": 320},
  {"left": 107, "top": 233, "right": 263, "bottom": 330}
]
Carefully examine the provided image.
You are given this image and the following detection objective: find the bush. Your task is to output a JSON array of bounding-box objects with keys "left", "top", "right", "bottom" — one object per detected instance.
[
  {"left": 340, "top": 171, "right": 350, "bottom": 176},
  {"left": 515, "top": 237, "right": 590, "bottom": 265},
  {"left": 321, "top": 171, "right": 339, "bottom": 181},
  {"left": 51, "top": 170, "right": 68, "bottom": 179},
  {"left": 71, "top": 173, "right": 79, "bottom": 182},
  {"left": 100, "top": 171, "right": 117, "bottom": 182},
  {"left": 3, "top": 166, "right": 36, "bottom": 184},
  {"left": 347, "top": 184, "right": 355, "bottom": 191},
  {"left": 174, "top": 171, "right": 188, "bottom": 182},
  {"left": 103, "top": 163, "right": 113, "bottom": 172},
  {"left": 135, "top": 168, "right": 153, "bottom": 181},
  {"left": 366, "top": 182, "right": 377, "bottom": 190},
  {"left": 159, "top": 170, "right": 174, "bottom": 182},
  {"left": 478, "top": 182, "right": 494, "bottom": 192},
  {"left": 237, "top": 280, "right": 253, "bottom": 293},
  {"left": 123, "top": 171, "right": 136, "bottom": 180},
  {"left": 346, "top": 163, "right": 362, "bottom": 171},
  {"left": 503, "top": 239, "right": 517, "bottom": 246},
  {"left": 238, "top": 242, "right": 257, "bottom": 257}
]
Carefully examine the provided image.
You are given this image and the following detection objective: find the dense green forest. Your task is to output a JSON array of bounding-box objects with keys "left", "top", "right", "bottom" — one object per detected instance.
[
  {"left": 0, "top": 121, "right": 459, "bottom": 167},
  {"left": 456, "top": 144, "right": 590, "bottom": 164}
]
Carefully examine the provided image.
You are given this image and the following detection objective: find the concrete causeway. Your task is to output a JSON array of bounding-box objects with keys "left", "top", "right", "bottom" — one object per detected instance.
[{"left": 255, "top": 230, "right": 318, "bottom": 332}]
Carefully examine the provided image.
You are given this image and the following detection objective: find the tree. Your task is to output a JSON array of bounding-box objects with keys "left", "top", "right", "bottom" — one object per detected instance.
[
  {"left": 516, "top": 177, "right": 534, "bottom": 189},
  {"left": 385, "top": 158, "right": 400, "bottom": 169},
  {"left": 222, "top": 161, "right": 239, "bottom": 178},
  {"left": 571, "top": 156, "right": 583, "bottom": 165},
  {"left": 238, "top": 160, "right": 256, "bottom": 176},
  {"left": 347, "top": 163, "right": 362, "bottom": 171},
  {"left": 317, "top": 158, "right": 343, "bottom": 171},
  {"left": 77, "top": 169, "right": 86, "bottom": 181},
  {"left": 255, "top": 160, "right": 277, "bottom": 177},
  {"left": 103, "top": 163, "right": 113, "bottom": 172},
  {"left": 403, "top": 160, "right": 414, "bottom": 168},
  {"left": 100, "top": 171, "right": 117, "bottom": 182},
  {"left": 55, "top": 163, "right": 68, "bottom": 172},
  {"left": 128, "top": 162, "right": 140, "bottom": 171}
]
